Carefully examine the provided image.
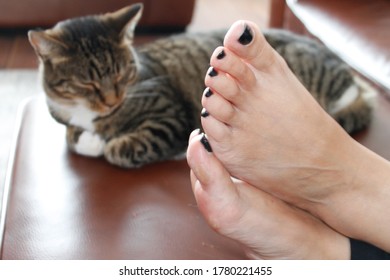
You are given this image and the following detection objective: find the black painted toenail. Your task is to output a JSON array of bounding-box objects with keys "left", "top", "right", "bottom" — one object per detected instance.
[
  {"left": 204, "top": 87, "right": 213, "bottom": 97},
  {"left": 238, "top": 24, "right": 253, "bottom": 45},
  {"left": 200, "top": 133, "right": 213, "bottom": 153},
  {"left": 208, "top": 67, "right": 218, "bottom": 77},
  {"left": 201, "top": 108, "right": 209, "bottom": 118},
  {"left": 216, "top": 49, "right": 226, "bottom": 60}
]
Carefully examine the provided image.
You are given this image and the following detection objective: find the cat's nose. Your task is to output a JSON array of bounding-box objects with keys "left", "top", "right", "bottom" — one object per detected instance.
[{"left": 103, "top": 91, "right": 120, "bottom": 107}]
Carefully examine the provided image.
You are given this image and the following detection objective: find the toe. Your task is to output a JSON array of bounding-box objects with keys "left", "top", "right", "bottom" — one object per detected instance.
[
  {"left": 189, "top": 128, "right": 201, "bottom": 141},
  {"left": 201, "top": 113, "right": 231, "bottom": 143},
  {"left": 187, "top": 133, "right": 239, "bottom": 204},
  {"left": 210, "top": 47, "right": 257, "bottom": 92},
  {"left": 201, "top": 88, "right": 236, "bottom": 124},
  {"left": 205, "top": 66, "right": 240, "bottom": 103},
  {"left": 223, "top": 20, "right": 279, "bottom": 71}
]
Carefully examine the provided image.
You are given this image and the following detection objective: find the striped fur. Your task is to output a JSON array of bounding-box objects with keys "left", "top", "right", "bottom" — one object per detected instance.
[{"left": 28, "top": 4, "right": 374, "bottom": 168}]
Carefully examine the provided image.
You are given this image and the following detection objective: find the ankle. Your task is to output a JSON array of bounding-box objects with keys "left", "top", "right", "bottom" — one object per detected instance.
[
  {"left": 310, "top": 137, "right": 390, "bottom": 250},
  {"left": 296, "top": 121, "right": 357, "bottom": 210}
]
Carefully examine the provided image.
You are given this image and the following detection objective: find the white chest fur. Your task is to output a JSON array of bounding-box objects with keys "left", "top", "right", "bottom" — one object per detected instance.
[{"left": 46, "top": 97, "right": 98, "bottom": 132}]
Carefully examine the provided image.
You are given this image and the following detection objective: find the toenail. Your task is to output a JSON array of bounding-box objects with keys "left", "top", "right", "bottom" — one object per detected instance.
[
  {"left": 204, "top": 87, "right": 213, "bottom": 97},
  {"left": 201, "top": 108, "right": 209, "bottom": 118},
  {"left": 238, "top": 24, "right": 253, "bottom": 45},
  {"left": 216, "top": 49, "right": 226, "bottom": 60},
  {"left": 200, "top": 133, "right": 213, "bottom": 153},
  {"left": 208, "top": 67, "right": 218, "bottom": 77}
]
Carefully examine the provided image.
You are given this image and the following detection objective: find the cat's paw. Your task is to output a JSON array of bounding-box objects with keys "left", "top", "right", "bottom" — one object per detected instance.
[{"left": 74, "top": 131, "right": 105, "bottom": 157}]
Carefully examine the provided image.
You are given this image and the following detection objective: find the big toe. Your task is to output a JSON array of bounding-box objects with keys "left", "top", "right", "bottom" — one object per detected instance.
[
  {"left": 223, "top": 20, "right": 280, "bottom": 72},
  {"left": 186, "top": 132, "right": 243, "bottom": 228}
]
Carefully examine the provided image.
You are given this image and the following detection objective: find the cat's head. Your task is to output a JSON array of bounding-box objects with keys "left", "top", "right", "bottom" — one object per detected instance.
[{"left": 28, "top": 4, "right": 143, "bottom": 119}]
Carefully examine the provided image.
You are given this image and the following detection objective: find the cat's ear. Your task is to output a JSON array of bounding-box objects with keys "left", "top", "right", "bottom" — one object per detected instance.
[
  {"left": 28, "top": 30, "right": 67, "bottom": 58},
  {"left": 106, "top": 3, "right": 143, "bottom": 41}
]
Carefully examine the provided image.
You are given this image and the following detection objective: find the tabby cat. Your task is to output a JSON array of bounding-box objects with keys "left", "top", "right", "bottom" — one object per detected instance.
[{"left": 28, "top": 3, "right": 375, "bottom": 168}]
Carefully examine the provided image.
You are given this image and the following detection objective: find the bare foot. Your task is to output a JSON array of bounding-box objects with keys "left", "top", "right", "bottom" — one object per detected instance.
[
  {"left": 201, "top": 20, "right": 355, "bottom": 207},
  {"left": 201, "top": 20, "right": 390, "bottom": 252},
  {"left": 186, "top": 130, "right": 349, "bottom": 259}
]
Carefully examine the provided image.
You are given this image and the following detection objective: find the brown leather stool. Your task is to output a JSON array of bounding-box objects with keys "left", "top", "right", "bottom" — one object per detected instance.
[
  {"left": 2, "top": 91, "right": 390, "bottom": 259},
  {"left": 0, "top": 97, "right": 246, "bottom": 259}
]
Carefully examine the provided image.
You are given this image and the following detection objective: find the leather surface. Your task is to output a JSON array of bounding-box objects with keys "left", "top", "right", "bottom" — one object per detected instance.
[
  {"left": 0, "top": 97, "right": 246, "bottom": 260},
  {"left": 0, "top": 0, "right": 195, "bottom": 28},
  {"left": 286, "top": 0, "right": 390, "bottom": 93},
  {"left": 2, "top": 92, "right": 390, "bottom": 259}
]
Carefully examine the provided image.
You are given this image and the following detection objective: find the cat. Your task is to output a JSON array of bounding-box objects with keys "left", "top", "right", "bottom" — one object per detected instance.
[{"left": 28, "top": 3, "right": 375, "bottom": 168}]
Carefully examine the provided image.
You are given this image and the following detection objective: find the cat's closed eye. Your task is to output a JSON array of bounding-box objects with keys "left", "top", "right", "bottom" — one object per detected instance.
[
  {"left": 51, "top": 78, "right": 69, "bottom": 88},
  {"left": 79, "top": 81, "right": 101, "bottom": 92},
  {"left": 51, "top": 79, "right": 76, "bottom": 94}
]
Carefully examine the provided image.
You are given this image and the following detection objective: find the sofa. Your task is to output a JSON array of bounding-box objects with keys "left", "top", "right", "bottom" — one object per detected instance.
[{"left": 269, "top": 0, "right": 390, "bottom": 95}]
